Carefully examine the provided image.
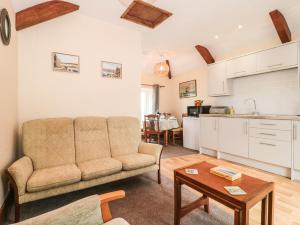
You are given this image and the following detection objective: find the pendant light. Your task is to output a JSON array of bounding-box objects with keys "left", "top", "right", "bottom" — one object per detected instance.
[{"left": 154, "top": 61, "right": 170, "bottom": 77}]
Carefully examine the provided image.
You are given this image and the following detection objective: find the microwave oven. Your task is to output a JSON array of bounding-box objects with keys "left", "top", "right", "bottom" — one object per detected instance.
[{"left": 187, "top": 106, "right": 211, "bottom": 117}]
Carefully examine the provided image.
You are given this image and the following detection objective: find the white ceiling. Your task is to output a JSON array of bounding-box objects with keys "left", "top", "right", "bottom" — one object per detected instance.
[{"left": 11, "top": 0, "right": 300, "bottom": 76}]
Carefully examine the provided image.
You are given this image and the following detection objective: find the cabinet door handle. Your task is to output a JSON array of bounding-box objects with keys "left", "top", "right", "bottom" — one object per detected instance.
[
  {"left": 234, "top": 70, "right": 246, "bottom": 74},
  {"left": 260, "top": 123, "right": 276, "bottom": 126},
  {"left": 222, "top": 81, "right": 225, "bottom": 92},
  {"left": 260, "top": 142, "right": 276, "bottom": 147},
  {"left": 294, "top": 124, "right": 297, "bottom": 140},
  {"left": 268, "top": 63, "right": 283, "bottom": 68},
  {"left": 259, "top": 133, "right": 276, "bottom": 136}
]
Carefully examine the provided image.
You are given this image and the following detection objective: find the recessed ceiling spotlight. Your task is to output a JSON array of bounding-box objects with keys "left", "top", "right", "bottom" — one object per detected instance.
[
  {"left": 238, "top": 24, "right": 243, "bottom": 29},
  {"left": 214, "top": 35, "right": 219, "bottom": 39}
]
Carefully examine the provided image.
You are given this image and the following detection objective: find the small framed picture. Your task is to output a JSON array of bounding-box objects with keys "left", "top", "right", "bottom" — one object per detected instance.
[
  {"left": 179, "top": 80, "right": 197, "bottom": 98},
  {"left": 53, "top": 52, "right": 80, "bottom": 73},
  {"left": 101, "top": 61, "right": 122, "bottom": 79}
]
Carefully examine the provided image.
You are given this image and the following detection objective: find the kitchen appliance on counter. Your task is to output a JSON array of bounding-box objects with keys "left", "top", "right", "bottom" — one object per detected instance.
[
  {"left": 209, "top": 106, "right": 230, "bottom": 114},
  {"left": 187, "top": 105, "right": 211, "bottom": 117}
]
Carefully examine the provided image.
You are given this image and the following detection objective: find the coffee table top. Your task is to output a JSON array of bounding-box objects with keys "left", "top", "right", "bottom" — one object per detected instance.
[{"left": 175, "top": 161, "right": 274, "bottom": 206}]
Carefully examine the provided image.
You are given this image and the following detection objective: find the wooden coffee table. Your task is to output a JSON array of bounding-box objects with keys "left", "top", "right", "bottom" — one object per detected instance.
[{"left": 174, "top": 161, "right": 274, "bottom": 225}]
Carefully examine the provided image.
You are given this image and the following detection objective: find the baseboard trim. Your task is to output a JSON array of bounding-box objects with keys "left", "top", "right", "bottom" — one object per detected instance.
[{"left": 0, "top": 190, "right": 13, "bottom": 225}]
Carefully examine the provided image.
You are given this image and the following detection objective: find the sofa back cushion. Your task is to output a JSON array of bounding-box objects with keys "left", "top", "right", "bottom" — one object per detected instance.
[
  {"left": 12, "top": 195, "right": 103, "bottom": 225},
  {"left": 75, "top": 117, "right": 111, "bottom": 163},
  {"left": 107, "top": 117, "right": 140, "bottom": 157},
  {"left": 22, "top": 118, "right": 75, "bottom": 170}
]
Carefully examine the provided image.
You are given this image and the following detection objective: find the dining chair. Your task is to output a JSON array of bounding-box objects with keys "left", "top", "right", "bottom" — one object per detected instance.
[
  {"left": 170, "top": 114, "right": 186, "bottom": 145},
  {"left": 144, "top": 114, "right": 164, "bottom": 144}
]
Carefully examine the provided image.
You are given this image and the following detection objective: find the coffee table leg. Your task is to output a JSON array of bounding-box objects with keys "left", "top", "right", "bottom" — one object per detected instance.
[
  {"left": 268, "top": 191, "right": 274, "bottom": 225},
  {"left": 234, "top": 209, "right": 242, "bottom": 225},
  {"left": 242, "top": 209, "right": 249, "bottom": 225},
  {"left": 261, "top": 196, "right": 268, "bottom": 225},
  {"left": 174, "top": 178, "right": 181, "bottom": 225},
  {"left": 203, "top": 195, "right": 210, "bottom": 213}
]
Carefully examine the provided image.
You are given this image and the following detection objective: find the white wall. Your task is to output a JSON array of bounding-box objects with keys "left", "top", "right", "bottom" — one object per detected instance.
[
  {"left": 141, "top": 74, "right": 173, "bottom": 114},
  {"left": 170, "top": 68, "right": 213, "bottom": 122},
  {"left": 18, "top": 12, "right": 142, "bottom": 124},
  {"left": 214, "top": 69, "right": 300, "bottom": 115},
  {"left": 141, "top": 66, "right": 213, "bottom": 123},
  {"left": 0, "top": 0, "right": 18, "bottom": 206}
]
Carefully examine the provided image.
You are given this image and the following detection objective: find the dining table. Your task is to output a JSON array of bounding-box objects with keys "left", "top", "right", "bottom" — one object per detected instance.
[{"left": 159, "top": 117, "right": 179, "bottom": 146}]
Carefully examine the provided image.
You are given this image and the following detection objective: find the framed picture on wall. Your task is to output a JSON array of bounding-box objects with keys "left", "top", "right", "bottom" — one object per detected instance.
[
  {"left": 101, "top": 61, "right": 122, "bottom": 79},
  {"left": 53, "top": 52, "right": 80, "bottom": 73},
  {"left": 179, "top": 80, "right": 197, "bottom": 98}
]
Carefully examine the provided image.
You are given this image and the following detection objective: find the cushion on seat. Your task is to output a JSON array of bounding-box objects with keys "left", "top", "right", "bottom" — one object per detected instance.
[
  {"left": 12, "top": 195, "right": 103, "bottom": 225},
  {"left": 78, "top": 158, "right": 122, "bottom": 181},
  {"left": 22, "top": 118, "right": 75, "bottom": 170},
  {"left": 75, "top": 117, "right": 111, "bottom": 163},
  {"left": 27, "top": 164, "right": 81, "bottom": 193},
  {"left": 104, "top": 218, "right": 130, "bottom": 225},
  {"left": 114, "top": 153, "right": 156, "bottom": 171},
  {"left": 107, "top": 117, "right": 141, "bottom": 157}
]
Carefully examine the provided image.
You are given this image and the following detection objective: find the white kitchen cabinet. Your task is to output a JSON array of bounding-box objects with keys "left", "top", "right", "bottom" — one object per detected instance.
[
  {"left": 208, "top": 62, "right": 232, "bottom": 97},
  {"left": 249, "top": 119, "right": 292, "bottom": 168},
  {"left": 293, "top": 121, "right": 300, "bottom": 170},
  {"left": 256, "top": 42, "right": 298, "bottom": 73},
  {"left": 183, "top": 117, "right": 200, "bottom": 150},
  {"left": 219, "top": 118, "right": 249, "bottom": 158},
  {"left": 199, "top": 117, "right": 218, "bottom": 150},
  {"left": 249, "top": 137, "right": 292, "bottom": 168},
  {"left": 227, "top": 54, "right": 257, "bottom": 78}
]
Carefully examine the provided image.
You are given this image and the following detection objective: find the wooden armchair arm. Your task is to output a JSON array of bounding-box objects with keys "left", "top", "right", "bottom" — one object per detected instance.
[{"left": 99, "top": 190, "right": 125, "bottom": 222}]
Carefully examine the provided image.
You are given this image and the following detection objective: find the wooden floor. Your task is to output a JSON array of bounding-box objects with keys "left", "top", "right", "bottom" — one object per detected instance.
[{"left": 160, "top": 153, "right": 300, "bottom": 225}]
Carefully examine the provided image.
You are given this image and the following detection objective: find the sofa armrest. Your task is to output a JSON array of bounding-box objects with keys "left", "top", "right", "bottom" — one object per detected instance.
[
  {"left": 138, "top": 142, "right": 163, "bottom": 165},
  {"left": 7, "top": 156, "right": 33, "bottom": 196},
  {"left": 99, "top": 190, "right": 125, "bottom": 222}
]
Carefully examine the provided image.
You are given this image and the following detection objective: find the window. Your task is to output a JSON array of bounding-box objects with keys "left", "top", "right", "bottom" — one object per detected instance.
[{"left": 140, "top": 87, "right": 154, "bottom": 122}]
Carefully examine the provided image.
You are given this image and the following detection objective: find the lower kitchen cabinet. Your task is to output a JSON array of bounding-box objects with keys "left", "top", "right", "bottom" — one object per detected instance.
[
  {"left": 249, "top": 137, "right": 292, "bottom": 168},
  {"left": 183, "top": 117, "right": 200, "bottom": 150},
  {"left": 219, "top": 118, "right": 249, "bottom": 158},
  {"left": 294, "top": 121, "right": 300, "bottom": 170},
  {"left": 199, "top": 117, "right": 218, "bottom": 150}
]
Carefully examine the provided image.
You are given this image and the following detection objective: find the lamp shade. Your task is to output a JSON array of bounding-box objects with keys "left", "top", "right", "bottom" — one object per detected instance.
[{"left": 154, "top": 61, "right": 170, "bottom": 77}]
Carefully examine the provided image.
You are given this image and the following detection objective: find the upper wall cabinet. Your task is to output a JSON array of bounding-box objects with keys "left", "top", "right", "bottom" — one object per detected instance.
[
  {"left": 208, "top": 62, "right": 232, "bottom": 97},
  {"left": 256, "top": 42, "right": 298, "bottom": 73},
  {"left": 227, "top": 54, "right": 257, "bottom": 78}
]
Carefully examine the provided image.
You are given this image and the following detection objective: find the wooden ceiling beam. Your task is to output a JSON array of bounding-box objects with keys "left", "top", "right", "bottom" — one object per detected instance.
[
  {"left": 269, "top": 9, "right": 291, "bottom": 43},
  {"left": 166, "top": 60, "right": 172, "bottom": 79},
  {"left": 16, "top": 0, "right": 79, "bottom": 31},
  {"left": 195, "top": 45, "right": 215, "bottom": 64}
]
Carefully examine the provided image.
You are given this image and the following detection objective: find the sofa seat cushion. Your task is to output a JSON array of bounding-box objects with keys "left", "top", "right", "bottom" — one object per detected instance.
[
  {"left": 27, "top": 164, "right": 81, "bottom": 193},
  {"left": 114, "top": 153, "right": 156, "bottom": 171},
  {"left": 104, "top": 218, "right": 130, "bottom": 225},
  {"left": 78, "top": 158, "right": 122, "bottom": 181}
]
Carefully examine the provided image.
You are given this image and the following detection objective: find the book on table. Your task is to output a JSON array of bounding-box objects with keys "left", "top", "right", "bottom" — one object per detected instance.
[{"left": 210, "top": 166, "right": 242, "bottom": 181}]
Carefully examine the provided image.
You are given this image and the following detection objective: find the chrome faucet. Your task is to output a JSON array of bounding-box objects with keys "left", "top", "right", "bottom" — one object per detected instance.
[{"left": 244, "top": 98, "right": 259, "bottom": 115}]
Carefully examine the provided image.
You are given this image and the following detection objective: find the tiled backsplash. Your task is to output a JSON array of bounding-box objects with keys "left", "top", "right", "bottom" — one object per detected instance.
[{"left": 213, "top": 68, "right": 300, "bottom": 115}]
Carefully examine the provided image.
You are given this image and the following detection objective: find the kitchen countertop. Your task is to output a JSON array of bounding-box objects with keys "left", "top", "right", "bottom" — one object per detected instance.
[{"left": 197, "top": 114, "right": 300, "bottom": 121}]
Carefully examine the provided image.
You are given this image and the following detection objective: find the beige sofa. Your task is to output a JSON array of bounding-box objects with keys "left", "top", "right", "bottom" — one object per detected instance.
[{"left": 7, "top": 117, "right": 163, "bottom": 222}]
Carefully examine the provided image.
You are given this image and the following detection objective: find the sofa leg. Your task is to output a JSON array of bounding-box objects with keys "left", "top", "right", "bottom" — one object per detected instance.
[
  {"left": 15, "top": 202, "right": 20, "bottom": 222},
  {"left": 158, "top": 170, "right": 161, "bottom": 184}
]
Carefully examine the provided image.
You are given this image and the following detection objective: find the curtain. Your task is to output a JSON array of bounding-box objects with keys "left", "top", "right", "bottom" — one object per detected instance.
[
  {"left": 140, "top": 87, "right": 154, "bottom": 124},
  {"left": 153, "top": 84, "right": 160, "bottom": 114}
]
